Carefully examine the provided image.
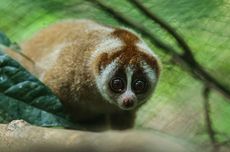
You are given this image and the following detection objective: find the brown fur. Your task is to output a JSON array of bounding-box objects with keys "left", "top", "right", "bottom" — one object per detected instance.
[
  {"left": 14, "top": 20, "right": 159, "bottom": 130},
  {"left": 21, "top": 20, "right": 119, "bottom": 121},
  {"left": 97, "top": 29, "right": 160, "bottom": 75}
]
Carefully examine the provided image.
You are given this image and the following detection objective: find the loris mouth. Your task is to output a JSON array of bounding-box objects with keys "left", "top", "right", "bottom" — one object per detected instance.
[{"left": 118, "top": 99, "right": 137, "bottom": 110}]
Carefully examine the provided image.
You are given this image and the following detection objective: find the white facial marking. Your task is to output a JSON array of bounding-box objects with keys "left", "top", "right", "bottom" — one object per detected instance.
[
  {"left": 136, "top": 41, "right": 158, "bottom": 57},
  {"left": 126, "top": 66, "right": 133, "bottom": 91},
  {"left": 141, "top": 61, "right": 157, "bottom": 85},
  {"left": 94, "top": 37, "right": 123, "bottom": 56},
  {"left": 116, "top": 66, "right": 137, "bottom": 110},
  {"left": 90, "top": 37, "right": 124, "bottom": 64},
  {"left": 96, "top": 60, "right": 118, "bottom": 103}
]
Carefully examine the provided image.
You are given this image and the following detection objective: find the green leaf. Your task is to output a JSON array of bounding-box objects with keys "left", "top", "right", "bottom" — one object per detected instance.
[
  {"left": 0, "top": 52, "right": 64, "bottom": 114},
  {"left": 0, "top": 48, "right": 80, "bottom": 128},
  {"left": 0, "top": 93, "right": 73, "bottom": 127},
  {"left": 0, "top": 32, "right": 11, "bottom": 46}
]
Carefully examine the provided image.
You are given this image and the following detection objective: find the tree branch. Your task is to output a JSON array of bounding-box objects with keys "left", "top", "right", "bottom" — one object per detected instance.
[
  {"left": 0, "top": 120, "right": 199, "bottom": 152},
  {"left": 202, "top": 87, "right": 219, "bottom": 152},
  {"left": 128, "top": 0, "right": 194, "bottom": 58},
  {"left": 88, "top": 0, "right": 230, "bottom": 101}
]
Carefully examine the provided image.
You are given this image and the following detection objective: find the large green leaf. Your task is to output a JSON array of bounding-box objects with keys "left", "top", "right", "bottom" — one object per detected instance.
[
  {"left": 0, "top": 38, "right": 79, "bottom": 128},
  {"left": 0, "top": 93, "right": 72, "bottom": 127}
]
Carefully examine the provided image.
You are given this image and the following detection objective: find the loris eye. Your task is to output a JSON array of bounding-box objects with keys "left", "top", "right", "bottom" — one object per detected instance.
[
  {"left": 110, "top": 77, "right": 125, "bottom": 93},
  {"left": 132, "top": 79, "right": 147, "bottom": 94}
]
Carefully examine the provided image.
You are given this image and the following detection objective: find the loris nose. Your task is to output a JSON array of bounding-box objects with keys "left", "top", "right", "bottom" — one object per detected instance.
[{"left": 123, "top": 98, "right": 134, "bottom": 108}]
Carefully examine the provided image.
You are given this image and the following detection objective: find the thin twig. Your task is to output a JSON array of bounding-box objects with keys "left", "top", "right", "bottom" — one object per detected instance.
[
  {"left": 203, "top": 87, "right": 219, "bottom": 152},
  {"left": 128, "top": 0, "right": 194, "bottom": 58},
  {"left": 88, "top": 0, "right": 230, "bottom": 101}
]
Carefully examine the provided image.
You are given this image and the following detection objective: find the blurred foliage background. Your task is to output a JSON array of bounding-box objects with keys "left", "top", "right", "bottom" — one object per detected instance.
[{"left": 0, "top": 0, "right": 230, "bottom": 150}]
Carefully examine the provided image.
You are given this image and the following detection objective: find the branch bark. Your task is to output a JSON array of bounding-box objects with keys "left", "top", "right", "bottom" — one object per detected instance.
[
  {"left": 88, "top": 0, "right": 230, "bottom": 101},
  {"left": 203, "top": 87, "right": 219, "bottom": 152},
  {"left": 0, "top": 120, "right": 199, "bottom": 152}
]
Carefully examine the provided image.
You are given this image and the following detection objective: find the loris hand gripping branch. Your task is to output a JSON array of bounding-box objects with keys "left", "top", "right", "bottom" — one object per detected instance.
[{"left": 11, "top": 20, "right": 161, "bottom": 130}]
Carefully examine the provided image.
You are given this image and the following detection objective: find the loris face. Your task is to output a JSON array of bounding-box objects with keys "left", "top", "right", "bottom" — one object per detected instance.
[
  {"left": 97, "top": 61, "right": 158, "bottom": 110},
  {"left": 94, "top": 29, "right": 160, "bottom": 110}
]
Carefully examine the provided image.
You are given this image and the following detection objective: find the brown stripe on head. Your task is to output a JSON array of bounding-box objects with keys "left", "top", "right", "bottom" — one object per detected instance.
[
  {"left": 95, "top": 28, "right": 160, "bottom": 76},
  {"left": 112, "top": 29, "right": 139, "bottom": 45}
]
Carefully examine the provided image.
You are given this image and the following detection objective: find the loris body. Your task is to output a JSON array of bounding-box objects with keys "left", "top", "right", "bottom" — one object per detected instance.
[{"left": 17, "top": 20, "right": 160, "bottom": 130}]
